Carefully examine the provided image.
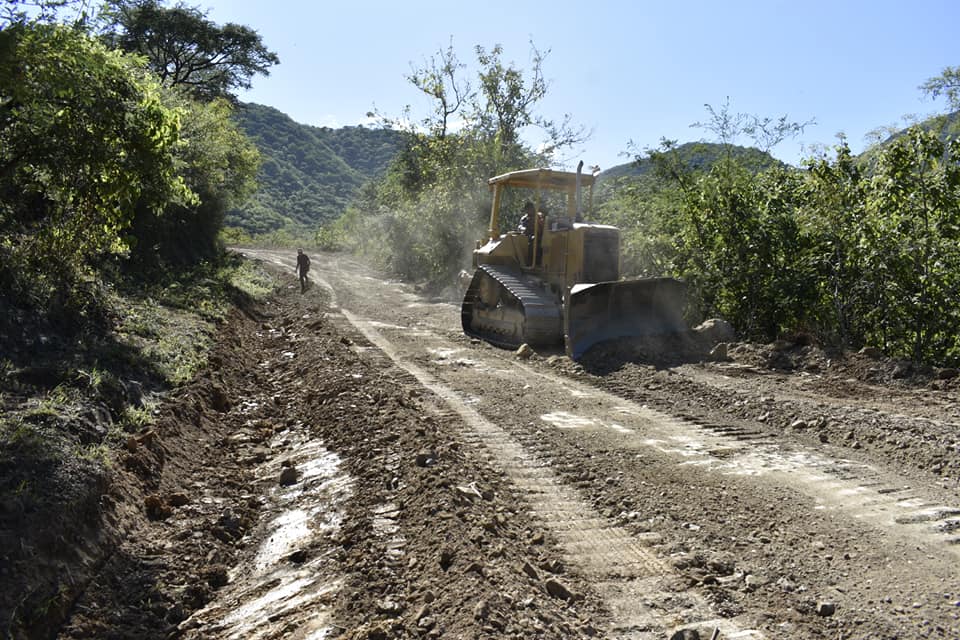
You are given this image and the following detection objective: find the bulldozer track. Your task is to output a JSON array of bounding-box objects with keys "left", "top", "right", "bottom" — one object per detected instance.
[
  {"left": 332, "top": 278, "right": 960, "bottom": 557},
  {"left": 510, "top": 361, "right": 960, "bottom": 552},
  {"left": 322, "top": 264, "right": 960, "bottom": 556},
  {"left": 461, "top": 265, "right": 561, "bottom": 349}
]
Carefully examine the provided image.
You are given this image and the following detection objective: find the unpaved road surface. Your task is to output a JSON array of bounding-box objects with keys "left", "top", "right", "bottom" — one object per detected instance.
[{"left": 59, "top": 250, "right": 960, "bottom": 639}]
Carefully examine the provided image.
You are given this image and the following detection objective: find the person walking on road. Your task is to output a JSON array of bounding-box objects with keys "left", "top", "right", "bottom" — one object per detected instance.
[{"left": 296, "top": 249, "right": 311, "bottom": 293}]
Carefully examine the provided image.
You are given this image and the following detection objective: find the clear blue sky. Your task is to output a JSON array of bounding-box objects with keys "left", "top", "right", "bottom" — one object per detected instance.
[{"left": 202, "top": 0, "right": 958, "bottom": 171}]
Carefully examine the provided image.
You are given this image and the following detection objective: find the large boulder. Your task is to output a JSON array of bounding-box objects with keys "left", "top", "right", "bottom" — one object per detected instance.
[{"left": 693, "top": 318, "right": 736, "bottom": 345}]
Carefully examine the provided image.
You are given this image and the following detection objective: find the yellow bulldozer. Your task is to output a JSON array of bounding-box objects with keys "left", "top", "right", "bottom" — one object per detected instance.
[{"left": 461, "top": 162, "right": 687, "bottom": 359}]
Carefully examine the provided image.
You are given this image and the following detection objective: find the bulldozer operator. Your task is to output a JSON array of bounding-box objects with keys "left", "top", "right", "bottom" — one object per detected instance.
[
  {"left": 517, "top": 201, "right": 545, "bottom": 266},
  {"left": 517, "top": 201, "right": 536, "bottom": 237}
]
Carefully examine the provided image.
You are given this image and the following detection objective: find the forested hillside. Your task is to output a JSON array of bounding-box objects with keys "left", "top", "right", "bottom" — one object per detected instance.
[
  {"left": 227, "top": 103, "right": 405, "bottom": 235},
  {"left": 858, "top": 111, "right": 960, "bottom": 164},
  {"left": 599, "top": 141, "right": 782, "bottom": 184}
]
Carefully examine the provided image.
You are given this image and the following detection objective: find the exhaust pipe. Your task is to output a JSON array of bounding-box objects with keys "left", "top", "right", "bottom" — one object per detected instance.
[{"left": 575, "top": 160, "right": 584, "bottom": 222}]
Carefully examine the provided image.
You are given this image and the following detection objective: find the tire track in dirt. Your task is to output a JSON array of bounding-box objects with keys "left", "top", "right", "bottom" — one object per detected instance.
[
  {"left": 512, "top": 362, "right": 960, "bottom": 554},
  {"left": 344, "top": 300, "right": 960, "bottom": 556},
  {"left": 678, "top": 365, "right": 960, "bottom": 427},
  {"left": 242, "top": 250, "right": 960, "bottom": 635},
  {"left": 406, "top": 326, "right": 960, "bottom": 556},
  {"left": 308, "top": 250, "right": 960, "bottom": 555},
  {"left": 331, "top": 301, "right": 765, "bottom": 639}
]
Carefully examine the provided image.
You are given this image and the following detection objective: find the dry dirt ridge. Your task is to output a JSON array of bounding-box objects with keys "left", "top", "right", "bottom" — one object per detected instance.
[{"left": 9, "top": 249, "right": 960, "bottom": 639}]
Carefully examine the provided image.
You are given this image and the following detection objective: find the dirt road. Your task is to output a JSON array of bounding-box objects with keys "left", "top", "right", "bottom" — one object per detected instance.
[{"left": 60, "top": 249, "right": 960, "bottom": 639}]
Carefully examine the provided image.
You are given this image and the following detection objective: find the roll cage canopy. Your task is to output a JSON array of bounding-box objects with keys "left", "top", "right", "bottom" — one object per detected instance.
[
  {"left": 487, "top": 168, "right": 596, "bottom": 191},
  {"left": 485, "top": 167, "right": 597, "bottom": 241}
]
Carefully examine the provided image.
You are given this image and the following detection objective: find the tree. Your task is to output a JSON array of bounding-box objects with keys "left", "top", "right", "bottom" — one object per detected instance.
[
  {"left": 0, "top": 21, "right": 191, "bottom": 328},
  {"left": 799, "top": 138, "right": 869, "bottom": 346},
  {"left": 379, "top": 39, "right": 589, "bottom": 197},
  {"left": 343, "top": 40, "right": 590, "bottom": 287},
  {"left": 0, "top": 23, "right": 189, "bottom": 263},
  {"left": 691, "top": 98, "right": 814, "bottom": 157},
  {"left": 864, "top": 127, "right": 960, "bottom": 362},
  {"left": 406, "top": 39, "right": 470, "bottom": 141},
  {"left": 473, "top": 41, "right": 587, "bottom": 163},
  {"left": 0, "top": 0, "right": 84, "bottom": 26},
  {"left": 630, "top": 101, "right": 814, "bottom": 338},
  {"left": 920, "top": 66, "right": 960, "bottom": 112},
  {"left": 102, "top": 0, "right": 279, "bottom": 101},
  {"left": 474, "top": 43, "right": 545, "bottom": 153},
  {"left": 128, "top": 92, "right": 260, "bottom": 267}
]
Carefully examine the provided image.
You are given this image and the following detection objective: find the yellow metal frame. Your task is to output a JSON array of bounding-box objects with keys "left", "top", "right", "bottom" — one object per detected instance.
[{"left": 485, "top": 168, "right": 596, "bottom": 245}]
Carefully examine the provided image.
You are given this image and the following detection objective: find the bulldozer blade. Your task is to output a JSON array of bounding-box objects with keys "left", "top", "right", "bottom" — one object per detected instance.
[{"left": 564, "top": 278, "right": 687, "bottom": 360}]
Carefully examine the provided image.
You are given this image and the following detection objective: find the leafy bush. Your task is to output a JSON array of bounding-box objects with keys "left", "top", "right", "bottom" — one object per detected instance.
[
  {"left": 0, "top": 23, "right": 190, "bottom": 265},
  {"left": 602, "top": 123, "right": 960, "bottom": 366},
  {"left": 336, "top": 41, "right": 583, "bottom": 288},
  {"left": 127, "top": 94, "right": 260, "bottom": 269},
  {"left": 0, "top": 22, "right": 190, "bottom": 330}
]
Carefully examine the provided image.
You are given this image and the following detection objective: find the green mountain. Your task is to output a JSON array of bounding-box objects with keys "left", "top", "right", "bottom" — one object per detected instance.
[
  {"left": 600, "top": 110, "right": 959, "bottom": 186},
  {"left": 857, "top": 111, "right": 960, "bottom": 166},
  {"left": 599, "top": 141, "right": 782, "bottom": 183},
  {"left": 228, "top": 103, "right": 405, "bottom": 234}
]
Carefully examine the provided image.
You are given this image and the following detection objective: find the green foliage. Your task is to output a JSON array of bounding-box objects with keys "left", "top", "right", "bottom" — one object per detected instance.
[
  {"left": 1, "top": 0, "right": 85, "bottom": 26},
  {"left": 117, "top": 404, "right": 155, "bottom": 433},
  {"left": 474, "top": 42, "right": 587, "bottom": 160},
  {"left": 226, "top": 103, "right": 405, "bottom": 236},
  {"left": 336, "top": 175, "right": 491, "bottom": 281},
  {"left": 600, "top": 118, "right": 810, "bottom": 335},
  {"left": 603, "top": 101, "right": 960, "bottom": 366},
  {"left": 691, "top": 98, "right": 814, "bottom": 154},
  {"left": 859, "top": 111, "right": 960, "bottom": 168},
  {"left": 219, "top": 226, "right": 252, "bottom": 246},
  {"left": 795, "top": 127, "right": 960, "bottom": 363},
  {"left": 595, "top": 164, "right": 685, "bottom": 278},
  {"left": 474, "top": 43, "right": 547, "bottom": 155},
  {"left": 797, "top": 138, "right": 868, "bottom": 345},
  {"left": 225, "top": 257, "right": 274, "bottom": 300},
  {"left": 128, "top": 92, "right": 260, "bottom": 268},
  {"left": 332, "top": 125, "right": 528, "bottom": 284},
  {"left": 0, "top": 23, "right": 190, "bottom": 253},
  {"left": 657, "top": 149, "right": 812, "bottom": 337},
  {"left": 598, "top": 102, "right": 813, "bottom": 342},
  {"left": 863, "top": 128, "right": 960, "bottom": 362},
  {"left": 0, "top": 22, "right": 191, "bottom": 323},
  {"left": 595, "top": 140, "right": 787, "bottom": 285},
  {"left": 0, "top": 17, "right": 261, "bottom": 338},
  {"left": 406, "top": 38, "right": 470, "bottom": 141},
  {"left": 101, "top": 0, "right": 279, "bottom": 101},
  {"left": 107, "top": 257, "right": 272, "bottom": 385},
  {"left": 921, "top": 66, "right": 960, "bottom": 111}
]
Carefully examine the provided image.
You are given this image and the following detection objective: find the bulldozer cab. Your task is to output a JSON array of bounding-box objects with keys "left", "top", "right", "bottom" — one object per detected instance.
[
  {"left": 484, "top": 167, "right": 596, "bottom": 241},
  {"left": 480, "top": 166, "right": 606, "bottom": 289}
]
